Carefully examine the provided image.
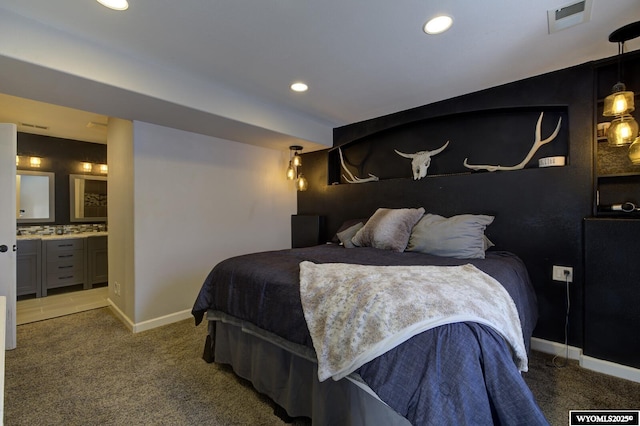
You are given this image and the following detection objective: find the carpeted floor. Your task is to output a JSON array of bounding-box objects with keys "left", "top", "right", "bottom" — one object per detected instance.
[
  {"left": 4, "top": 307, "right": 640, "bottom": 425},
  {"left": 524, "top": 350, "right": 640, "bottom": 425}
]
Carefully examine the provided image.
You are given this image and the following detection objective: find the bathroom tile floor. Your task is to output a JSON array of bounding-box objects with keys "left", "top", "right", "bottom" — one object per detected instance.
[{"left": 17, "top": 286, "right": 109, "bottom": 325}]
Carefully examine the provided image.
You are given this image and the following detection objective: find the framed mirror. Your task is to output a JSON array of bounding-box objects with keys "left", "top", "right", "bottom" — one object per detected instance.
[
  {"left": 16, "top": 170, "right": 55, "bottom": 223},
  {"left": 70, "top": 174, "right": 108, "bottom": 222}
]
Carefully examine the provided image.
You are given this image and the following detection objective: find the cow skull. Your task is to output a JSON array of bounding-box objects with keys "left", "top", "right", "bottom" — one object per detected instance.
[{"left": 395, "top": 140, "right": 450, "bottom": 180}]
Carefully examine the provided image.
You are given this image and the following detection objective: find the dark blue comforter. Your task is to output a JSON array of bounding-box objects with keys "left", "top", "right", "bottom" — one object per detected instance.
[{"left": 192, "top": 244, "right": 548, "bottom": 425}]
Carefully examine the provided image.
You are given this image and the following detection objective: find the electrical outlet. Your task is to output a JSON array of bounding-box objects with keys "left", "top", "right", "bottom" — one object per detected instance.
[
  {"left": 552, "top": 265, "right": 573, "bottom": 283},
  {"left": 114, "top": 281, "right": 121, "bottom": 296}
]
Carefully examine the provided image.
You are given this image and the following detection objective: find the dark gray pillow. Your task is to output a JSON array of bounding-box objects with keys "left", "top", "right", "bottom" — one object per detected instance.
[
  {"left": 406, "top": 213, "right": 494, "bottom": 259},
  {"left": 331, "top": 218, "right": 368, "bottom": 243},
  {"left": 351, "top": 207, "right": 425, "bottom": 252},
  {"left": 336, "top": 222, "right": 364, "bottom": 248}
]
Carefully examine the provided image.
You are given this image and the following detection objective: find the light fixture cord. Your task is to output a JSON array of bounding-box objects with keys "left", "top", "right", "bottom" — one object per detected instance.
[
  {"left": 547, "top": 274, "right": 570, "bottom": 368},
  {"left": 617, "top": 41, "right": 625, "bottom": 84}
]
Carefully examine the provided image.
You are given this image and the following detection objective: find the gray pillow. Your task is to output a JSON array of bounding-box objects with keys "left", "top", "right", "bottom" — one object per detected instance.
[
  {"left": 351, "top": 207, "right": 425, "bottom": 252},
  {"left": 406, "top": 214, "right": 494, "bottom": 259},
  {"left": 332, "top": 218, "right": 368, "bottom": 243},
  {"left": 336, "top": 222, "right": 364, "bottom": 248}
]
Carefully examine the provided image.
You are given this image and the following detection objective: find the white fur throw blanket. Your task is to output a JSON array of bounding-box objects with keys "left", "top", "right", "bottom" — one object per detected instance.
[{"left": 299, "top": 261, "right": 527, "bottom": 382}]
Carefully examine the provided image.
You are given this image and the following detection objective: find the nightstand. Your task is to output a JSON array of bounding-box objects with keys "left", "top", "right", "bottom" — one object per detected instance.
[
  {"left": 291, "top": 215, "right": 325, "bottom": 248},
  {"left": 583, "top": 217, "right": 640, "bottom": 369}
]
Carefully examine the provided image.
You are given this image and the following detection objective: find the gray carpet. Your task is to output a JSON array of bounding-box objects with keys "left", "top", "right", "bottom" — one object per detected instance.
[{"left": 5, "top": 308, "right": 640, "bottom": 425}]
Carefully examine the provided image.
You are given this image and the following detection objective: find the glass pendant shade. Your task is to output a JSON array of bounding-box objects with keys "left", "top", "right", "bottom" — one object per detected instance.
[
  {"left": 606, "top": 115, "right": 639, "bottom": 146},
  {"left": 292, "top": 153, "right": 302, "bottom": 167},
  {"left": 286, "top": 162, "right": 296, "bottom": 180},
  {"left": 603, "top": 89, "right": 635, "bottom": 116},
  {"left": 629, "top": 136, "right": 640, "bottom": 165},
  {"left": 296, "top": 174, "right": 308, "bottom": 191}
]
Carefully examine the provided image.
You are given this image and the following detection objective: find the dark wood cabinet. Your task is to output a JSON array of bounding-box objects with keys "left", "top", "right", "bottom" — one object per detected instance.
[
  {"left": 584, "top": 218, "right": 640, "bottom": 369},
  {"left": 18, "top": 234, "right": 108, "bottom": 298},
  {"left": 87, "top": 235, "right": 108, "bottom": 286},
  {"left": 17, "top": 239, "right": 42, "bottom": 297},
  {"left": 42, "top": 238, "right": 86, "bottom": 296}
]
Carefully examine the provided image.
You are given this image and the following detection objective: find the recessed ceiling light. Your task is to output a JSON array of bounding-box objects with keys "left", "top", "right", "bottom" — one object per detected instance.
[
  {"left": 423, "top": 15, "right": 453, "bottom": 35},
  {"left": 290, "top": 82, "right": 308, "bottom": 93},
  {"left": 96, "top": 0, "right": 129, "bottom": 11}
]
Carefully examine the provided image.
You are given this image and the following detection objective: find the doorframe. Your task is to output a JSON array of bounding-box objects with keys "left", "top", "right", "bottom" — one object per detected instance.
[{"left": 0, "top": 123, "right": 17, "bottom": 350}]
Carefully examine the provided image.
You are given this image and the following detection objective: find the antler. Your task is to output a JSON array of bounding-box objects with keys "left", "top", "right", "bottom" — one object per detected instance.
[
  {"left": 463, "top": 112, "right": 562, "bottom": 172},
  {"left": 339, "top": 148, "right": 379, "bottom": 183}
]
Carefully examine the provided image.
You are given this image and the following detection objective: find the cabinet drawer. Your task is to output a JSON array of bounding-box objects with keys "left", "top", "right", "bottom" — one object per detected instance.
[
  {"left": 47, "top": 256, "right": 84, "bottom": 275},
  {"left": 45, "top": 238, "right": 85, "bottom": 253},
  {"left": 47, "top": 248, "right": 84, "bottom": 262},
  {"left": 46, "top": 271, "right": 84, "bottom": 289}
]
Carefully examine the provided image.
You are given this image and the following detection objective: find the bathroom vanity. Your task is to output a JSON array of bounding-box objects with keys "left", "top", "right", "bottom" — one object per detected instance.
[{"left": 17, "top": 233, "right": 108, "bottom": 298}]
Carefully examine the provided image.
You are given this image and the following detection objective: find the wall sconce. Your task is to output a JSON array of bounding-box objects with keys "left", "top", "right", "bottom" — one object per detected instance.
[
  {"left": 603, "top": 21, "right": 640, "bottom": 163},
  {"left": 29, "top": 156, "right": 41, "bottom": 168},
  {"left": 16, "top": 156, "right": 19, "bottom": 166},
  {"left": 98, "top": 164, "right": 108, "bottom": 174},
  {"left": 82, "top": 162, "right": 93, "bottom": 172},
  {"left": 286, "top": 145, "right": 308, "bottom": 191}
]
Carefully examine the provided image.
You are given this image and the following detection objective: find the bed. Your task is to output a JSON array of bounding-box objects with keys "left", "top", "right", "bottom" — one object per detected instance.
[{"left": 192, "top": 209, "right": 549, "bottom": 425}]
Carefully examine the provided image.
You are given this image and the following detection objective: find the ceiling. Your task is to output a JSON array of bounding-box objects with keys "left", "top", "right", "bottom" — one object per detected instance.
[
  {"left": 0, "top": 93, "right": 108, "bottom": 144},
  {"left": 1, "top": 0, "right": 639, "bottom": 148}
]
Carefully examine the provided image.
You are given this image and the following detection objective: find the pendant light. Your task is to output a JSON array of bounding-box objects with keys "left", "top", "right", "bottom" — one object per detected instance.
[
  {"left": 603, "top": 21, "right": 640, "bottom": 158},
  {"left": 286, "top": 145, "right": 308, "bottom": 191}
]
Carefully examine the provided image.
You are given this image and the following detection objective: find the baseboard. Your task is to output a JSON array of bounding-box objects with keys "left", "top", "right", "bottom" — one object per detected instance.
[
  {"left": 131, "top": 309, "right": 193, "bottom": 333},
  {"left": 581, "top": 356, "right": 640, "bottom": 384},
  {"left": 531, "top": 337, "right": 640, "bottom": 384},
  {"left": 107, "top": 298, "right": 135, "bottom": 332},
  {"left": 107, "top": 300, "right": 193, "bottom": 333},
  {"left": 530, "top": 337, "right": 582, "bottom": 360}
]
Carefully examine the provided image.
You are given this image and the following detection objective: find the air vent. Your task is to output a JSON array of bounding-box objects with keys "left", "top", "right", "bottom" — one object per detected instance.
[
  {"left": 547, "top": 0, "right": 592, "bottom": 34},
  {"left": 20, "top": 122, "right": 49, "bottom": 130}
]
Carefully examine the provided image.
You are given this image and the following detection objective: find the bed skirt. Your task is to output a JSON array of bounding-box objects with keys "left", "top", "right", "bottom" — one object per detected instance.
[{"left": 206, "top": 311, "right": 411, "bottom": 426}]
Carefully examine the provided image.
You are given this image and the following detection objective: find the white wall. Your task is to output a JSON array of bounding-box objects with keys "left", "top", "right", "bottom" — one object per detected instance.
[
  {"left": 107, "top": 118, "right": 135, "bottom": 320},
  {"left": 131, "top": 122, "right": 296, "bottom": 326}
]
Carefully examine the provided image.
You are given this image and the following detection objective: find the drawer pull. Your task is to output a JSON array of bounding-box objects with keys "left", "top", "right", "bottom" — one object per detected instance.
[
  {"left": 58, "top": 276, "right": 73, "bottom": 280},
  {"left": 57, "top": 244, "right": 73, "bottom": 248},
  {"left": 58, "top": 254, "right": 73, "bottom": 258},
  {"left": 58, "top": 265, "right": 73, "bottom": 269}
]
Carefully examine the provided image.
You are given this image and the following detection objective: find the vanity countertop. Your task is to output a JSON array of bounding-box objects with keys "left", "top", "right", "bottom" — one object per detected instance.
[{"left": 17, "top": 231, "right": 108, "bottom": 241}]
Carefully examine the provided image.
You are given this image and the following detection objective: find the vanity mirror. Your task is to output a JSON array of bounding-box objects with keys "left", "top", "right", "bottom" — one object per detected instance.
[
  {"left": 16, "top": 170, "right": 55, "bottom": 223},
  {"left": 69, "top": 174, "right": 107, "bottom": 222}
]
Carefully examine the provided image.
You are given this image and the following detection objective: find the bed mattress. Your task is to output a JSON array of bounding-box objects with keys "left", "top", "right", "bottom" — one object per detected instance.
[{"left": 192, "top": 244, "right": 548, "bottom": 425}]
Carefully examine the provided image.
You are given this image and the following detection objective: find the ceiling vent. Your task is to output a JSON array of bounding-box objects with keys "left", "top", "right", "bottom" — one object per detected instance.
[
  {"left": 547, "top": 0, "right": 592, "bottom": 34},
  {"left": 20, "top": 122, "right": 49, "bottom": 130},
  {"left": 87, "top": 121, "right": 107, "bottom": 129}
]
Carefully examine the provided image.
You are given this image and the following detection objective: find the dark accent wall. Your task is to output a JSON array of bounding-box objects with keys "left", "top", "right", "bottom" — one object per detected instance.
[
  {"left": 298, "top": 61, "right": 597, "bottom": 346},
  {"left": 328, "top": 106, "right": 569, "bottom": 183},
  {"left": 17, "top": 133, "right": 107, "bottom": 224}
]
